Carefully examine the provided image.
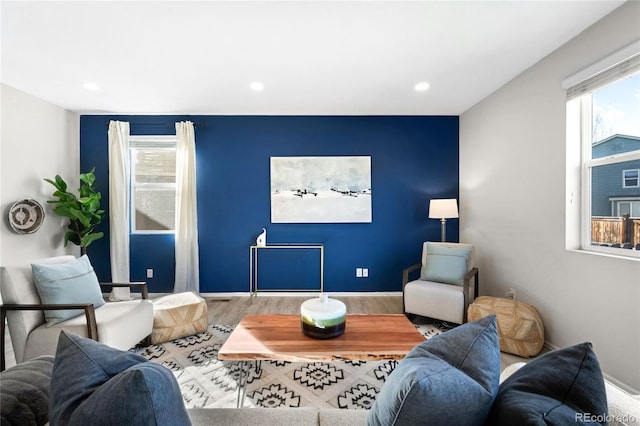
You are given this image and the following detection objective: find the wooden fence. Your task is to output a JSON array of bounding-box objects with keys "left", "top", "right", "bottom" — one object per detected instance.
[{"left": 592, "top": 215, "right": 640, "bottom": 248}]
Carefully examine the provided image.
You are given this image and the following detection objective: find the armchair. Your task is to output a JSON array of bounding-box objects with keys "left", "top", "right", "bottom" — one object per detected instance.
[
  {"left": 0, "top": 255, "right": 153, "bottom": 371},
  {"left": 402, "top": 242, "right": 479, "bottom": 324}
]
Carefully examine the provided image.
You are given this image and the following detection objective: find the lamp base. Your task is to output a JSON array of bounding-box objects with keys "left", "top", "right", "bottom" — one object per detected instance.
[{"left": 440, "top": 218, "right": 447, "bottom": 242}]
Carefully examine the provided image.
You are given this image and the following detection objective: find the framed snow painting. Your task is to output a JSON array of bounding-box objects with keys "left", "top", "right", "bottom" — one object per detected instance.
[{"left": 270, "top": 156, "right": 372, "bottom": 223}]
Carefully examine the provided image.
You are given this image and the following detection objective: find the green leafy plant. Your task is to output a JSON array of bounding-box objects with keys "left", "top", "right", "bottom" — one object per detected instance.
[{"left": 44, "top": 168, "right": 105, "bottom": 255}]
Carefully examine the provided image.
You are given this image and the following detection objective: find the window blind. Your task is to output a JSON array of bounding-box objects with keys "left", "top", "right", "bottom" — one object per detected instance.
[
  {"left": 129, "top": 135, "right": 176, "bottom": 149},
  {"left": 562, "top": 40, "right": 640, "bottom": 99}
]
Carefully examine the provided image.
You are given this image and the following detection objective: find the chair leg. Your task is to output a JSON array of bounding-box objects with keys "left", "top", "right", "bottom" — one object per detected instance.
[
  {"left": 440, "top": 321, "right": 457, "bottom": 330},
  {"left": 1, "top": 308, "right": 6, "bottom": 372},
  {"left": 141, "top": 335, "right": 152, "bottom": 347}
]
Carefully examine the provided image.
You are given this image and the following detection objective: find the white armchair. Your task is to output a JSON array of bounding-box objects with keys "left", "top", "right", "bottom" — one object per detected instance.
[
  {"left": 402, "top": 242, "right": 479, "bottom": 324},
  {"left": 0, "top": 255, "right": 154, "bottom": 370}
]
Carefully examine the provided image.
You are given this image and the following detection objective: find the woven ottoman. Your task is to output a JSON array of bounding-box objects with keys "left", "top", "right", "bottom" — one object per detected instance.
[
  {"left": 152, "top": 292, "right": 208, "bottom": 344},
  {"left": 468, "top": 296, "right": 544, "bottom": 357}
]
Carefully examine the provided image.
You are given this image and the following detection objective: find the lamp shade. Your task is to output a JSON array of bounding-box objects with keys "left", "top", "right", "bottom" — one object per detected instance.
[{"left": 428, "top": 199, "right": 459, "bottom": 219}]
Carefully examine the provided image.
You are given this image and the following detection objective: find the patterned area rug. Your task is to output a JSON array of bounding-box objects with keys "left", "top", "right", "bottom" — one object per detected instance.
[{"left": 134, "top": 320, "right": 446, "bottom": 410}]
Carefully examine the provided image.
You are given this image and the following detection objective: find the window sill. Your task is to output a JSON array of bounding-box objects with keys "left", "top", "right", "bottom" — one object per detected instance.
[{"left": 567, "top": 248, "right": 640, "bottom": 262}]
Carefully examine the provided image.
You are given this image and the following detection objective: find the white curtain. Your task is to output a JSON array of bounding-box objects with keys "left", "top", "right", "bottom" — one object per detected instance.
[
  {"left": 107, "top": 120, "right": 131, "bottom": 301},
  {"left": 174, "top": 121, "right": 200, "bottom": 293}
]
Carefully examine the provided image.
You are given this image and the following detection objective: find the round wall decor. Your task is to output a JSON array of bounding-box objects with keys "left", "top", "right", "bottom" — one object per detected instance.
[{"left": 8, "top": 199, "right": 45, "bottom": 234}]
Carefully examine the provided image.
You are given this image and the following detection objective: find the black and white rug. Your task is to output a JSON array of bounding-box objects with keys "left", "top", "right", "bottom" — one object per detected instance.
[{"left": 134, "top": 320, "right": 445, "bottom": 410}]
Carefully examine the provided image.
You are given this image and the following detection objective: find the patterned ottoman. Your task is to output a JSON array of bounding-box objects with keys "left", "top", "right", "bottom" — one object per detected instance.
[
  {"left": 152, "top": 292, "right": 208, "bottom": 344},
  {"left": 467, "top": 296, "right": 544, "bottom": 357}
]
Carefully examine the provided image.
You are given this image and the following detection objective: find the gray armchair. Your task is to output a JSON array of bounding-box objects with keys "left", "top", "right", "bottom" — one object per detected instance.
[
  {"left": 0, "top": 255, "right": 154, "bottom": 370},
  {"left": 402, "top": 242, "right": 479, "bottom": 324}
]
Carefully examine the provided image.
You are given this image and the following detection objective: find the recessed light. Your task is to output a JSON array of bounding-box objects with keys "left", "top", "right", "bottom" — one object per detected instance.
[
  {"left": 414, "top": 81, "right": 430, "bottom": 92},
  {"left": 82, "top": 82, "right": 100, "bottom": 91},
  {"left": 250, "top": 81, "right": 264, "bottom": 91}
]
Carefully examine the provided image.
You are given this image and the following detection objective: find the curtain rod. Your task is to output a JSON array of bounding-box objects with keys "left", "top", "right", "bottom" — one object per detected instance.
[{"left": 104, "top": 121, "right": 206, "bottom": 128}]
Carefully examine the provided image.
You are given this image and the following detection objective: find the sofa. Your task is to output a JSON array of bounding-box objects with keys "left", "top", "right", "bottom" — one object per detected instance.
[
  {"left": 2, "top": 358, "right": 636, "bottom": 426},
  {"left": 2, "top": 317, "right": 639, "bottom": 426},
  {"left": 189, "top": 407, "right": 368, "bottom": 425},
  {"left": 0, "top": 354, "right": 368, "bottom": 426}
]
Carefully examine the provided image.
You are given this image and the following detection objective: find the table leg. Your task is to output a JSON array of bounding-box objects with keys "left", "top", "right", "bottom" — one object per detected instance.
[
  {"left": 236, "top": 361, "right": 247, "bottom": 408},
  {"left": 236, "top": 360, "right": 262, "bottom": 408}
]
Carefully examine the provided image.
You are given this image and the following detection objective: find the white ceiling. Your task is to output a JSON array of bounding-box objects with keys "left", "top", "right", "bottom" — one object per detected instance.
[{"left": 0, "top": 1, "right": 625, "bottom": 115}]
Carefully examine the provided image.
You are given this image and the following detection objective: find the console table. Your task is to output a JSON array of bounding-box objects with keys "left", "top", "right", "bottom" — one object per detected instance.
[{"left": 249, "top": 243, "right": 324, "bottom": 296}]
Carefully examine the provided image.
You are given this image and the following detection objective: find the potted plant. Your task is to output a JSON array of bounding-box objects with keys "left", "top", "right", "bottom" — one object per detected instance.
[{"left": 44, "top": 167, "right": 105, "bottom": 255}]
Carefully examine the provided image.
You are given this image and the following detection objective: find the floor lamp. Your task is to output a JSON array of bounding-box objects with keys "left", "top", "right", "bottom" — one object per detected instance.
[{"left": 429, "top": 199, "right": 458, "bottom": 242}]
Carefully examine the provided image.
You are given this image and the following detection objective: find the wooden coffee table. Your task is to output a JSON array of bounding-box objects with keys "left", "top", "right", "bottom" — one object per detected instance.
[{"left": 218, "top": 314, "right": 425, "bottom": 406}]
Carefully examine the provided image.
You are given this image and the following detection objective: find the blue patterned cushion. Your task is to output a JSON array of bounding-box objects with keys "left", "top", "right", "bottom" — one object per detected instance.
[
  {"left": 421, "top": 242, "right": 471, "bottom": 285},
  {"left": 368, "top": 315, "right": 500, "bottom": 426},
  {"left": 487, "top": 342, "right": 608, "bottom": 425},
  {"left": 49, "top": 331, "right": 190, "bottom": 426},
  {"left": 31, "top": 255, "right": 105, "bottom": 325}
]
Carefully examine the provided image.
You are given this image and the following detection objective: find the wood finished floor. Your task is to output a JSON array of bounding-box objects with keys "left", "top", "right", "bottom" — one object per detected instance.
[
  {"left": 206, "top": 295, "right": 403, "bottom": 324},
  {"left": 207, "top": 295, "right": 527, "bottom": 371},
  {"left": 3, "top": 295, "right": 528, "bottom": 371}
]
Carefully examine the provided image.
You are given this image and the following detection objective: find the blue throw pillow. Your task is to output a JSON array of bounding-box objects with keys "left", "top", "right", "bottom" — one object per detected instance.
[
  {"left": 49, "top": 331, "right": 190, "bottom": 426},
  {"left": 487, "top": 342, "right": 608, "bottom": 425},
  {"left": 367, "top": 315, "right": 500, "bottom": 426},
  {"left": 31, "top": 255, "right": 105, "bottom": 325},
  {"left": 421, "top": 242, "right": 472, "bottom": 285}
]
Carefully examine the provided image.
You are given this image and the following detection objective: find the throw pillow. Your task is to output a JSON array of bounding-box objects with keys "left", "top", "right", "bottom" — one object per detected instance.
[
  {"left": 31, "top": 255, "right": 105, "bottom": 325},
  {"left": 487, "top": 342, "right": 608, "bottom": 425},
  {"left": 367, "top": 315, "right": 500, "bottom": 426},
  {"left": 0, "top": 355, "right": 54, "bottom": 426},
  {"left": 421, "top": 242, "right": 472, "bottom": 285},
  {"left": 49, "top": 331, "right": 190, "bottom": 426}
]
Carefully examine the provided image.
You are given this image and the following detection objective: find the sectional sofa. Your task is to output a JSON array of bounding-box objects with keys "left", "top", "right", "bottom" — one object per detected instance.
[{"left": 1, "top": 317, "right": 638, "bottom": 426}]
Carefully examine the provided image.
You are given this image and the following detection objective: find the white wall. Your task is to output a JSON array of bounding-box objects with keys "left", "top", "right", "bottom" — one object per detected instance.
[
  {"left": 460, "top": 2, "right": 640, "bottom": 393},
  {"left": 0, "top": 83, "right": 80, "bottom": 272}
]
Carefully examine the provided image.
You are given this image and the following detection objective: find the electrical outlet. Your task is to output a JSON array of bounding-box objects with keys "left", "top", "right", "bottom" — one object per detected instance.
[
  {"left": 362, "top": 268, "right": 369, "bottom": 278},
  {"left": 146, "top": 268, "right": 154, "bottom": 279},
  {"left": 356, "top": 268, "right": 363, "bottom": 278},
  {"left": 505, "top": 288, "right": 516, "bottom": 300}
]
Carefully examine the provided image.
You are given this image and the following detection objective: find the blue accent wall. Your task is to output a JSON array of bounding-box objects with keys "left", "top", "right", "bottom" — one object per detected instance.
[{"left": 80, "top": 115, "right": 459, "bottom": 293}]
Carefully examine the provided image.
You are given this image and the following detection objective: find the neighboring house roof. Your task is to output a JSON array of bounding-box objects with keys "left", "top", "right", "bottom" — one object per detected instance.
[
  {"left": 593, "top": 134, "right": 640, "bottom": 146},
  {"left": 593, "top": 134, "right": 640, "bottom": 159}
]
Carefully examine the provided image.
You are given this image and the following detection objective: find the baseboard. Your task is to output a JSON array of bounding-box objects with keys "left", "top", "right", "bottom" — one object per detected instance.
[
  {"left": 117, "top": 291, "right": 403, "bottom": 299},
  {"left": 197, "top": 291, "right": 403, "bottom": 298},
  {"left": 604, "top": 374, "right": 640, "bottom": 396}
]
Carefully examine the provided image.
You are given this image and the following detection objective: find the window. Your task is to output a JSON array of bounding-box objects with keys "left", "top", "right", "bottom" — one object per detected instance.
[
  {"left": 565, "top": 41, "right": 640, "bottom": 257},
  {"left": 615, "top": 200, "right": 640, "bottom": 216},
  {"left": 623, "top": 169, "right": 639, "bottom": 188},
  {"left": 129, "top": 136, "right": 176, "bottom": 233}
]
